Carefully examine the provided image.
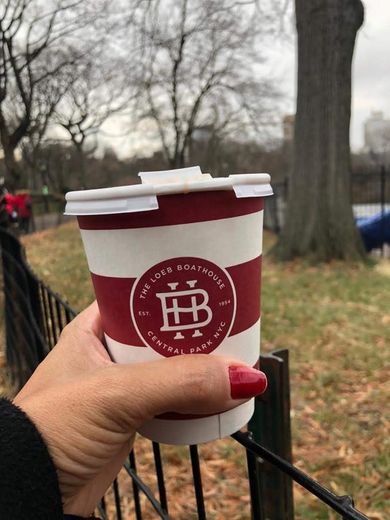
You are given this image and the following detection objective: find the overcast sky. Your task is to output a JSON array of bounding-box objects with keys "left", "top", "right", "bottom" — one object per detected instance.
[
  {"left": 261, "top": 0, "right": 390, "bottom": 152},
  {"left": 102, "top": 0, "right": 390, "bottom": 157},
  {"left": 352, "top": 0, "right": 390, "bottom": 150}
]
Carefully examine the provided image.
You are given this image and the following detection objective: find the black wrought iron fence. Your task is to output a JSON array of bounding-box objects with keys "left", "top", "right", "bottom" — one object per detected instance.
[
  {"left": 267, "top": 170, "right": 390, "bottom": 247},
  {"left": 0, "top": 228, "right": 370, "bottom": 520},
  {"left": 351, "top": 167, "right": 390, "bottom": 213}
]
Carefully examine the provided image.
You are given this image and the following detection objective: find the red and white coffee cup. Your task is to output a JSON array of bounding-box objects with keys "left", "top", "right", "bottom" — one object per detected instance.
[{"left": 65, "top": 167, "right": 273, "bottom": 445}]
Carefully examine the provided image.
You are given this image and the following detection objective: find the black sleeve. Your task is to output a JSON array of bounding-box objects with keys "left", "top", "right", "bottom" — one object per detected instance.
[{"left": 0, "top": 397, "right": 63, "bottom": 520}]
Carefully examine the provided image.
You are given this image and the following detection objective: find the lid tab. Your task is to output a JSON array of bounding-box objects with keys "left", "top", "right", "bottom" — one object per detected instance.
[
  {"left": 65, "top": 194, "right": 158, "bottom": 216},
  {"left": 139, "top": 166, "right": 211, "bottom": 185},
  {"left": 229, "top": 174, "right": 273, "bottom": 198}
]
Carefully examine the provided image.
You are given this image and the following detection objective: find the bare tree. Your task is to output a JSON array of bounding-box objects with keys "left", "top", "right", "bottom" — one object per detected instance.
[
  {"left": 0, "top": 0, "right": 105, "bottom": 188},
  {"left": 274, "top": 0, "right": 366, "bottom": 261},
  {"left": 128, "top": 0, "right": 280, "bottom": 168},
  {"left": 54, "top": 56, "right": 129, "bottom": 188},
  {"left": 20, "top": 60, "right": 79, "bottom": 189}
]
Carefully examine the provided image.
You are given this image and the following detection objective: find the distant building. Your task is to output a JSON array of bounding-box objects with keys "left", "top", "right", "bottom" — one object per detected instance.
[{"left": 364, "top": 111, "right": 390, "bottom": 155}]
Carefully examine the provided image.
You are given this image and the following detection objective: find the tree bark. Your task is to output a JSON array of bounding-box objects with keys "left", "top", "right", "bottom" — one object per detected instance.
[
  {"left": 274, "top": 0, "right": 366, "bottom": 261},
  {"left": 0, "top": 110, "right": 21, "bottom": 190},
  {"left": 2, "top": 145, "right": 21, "bottom": 190},
  {"left": 75, "top": 144, "right": 87, "bottom": 189}
]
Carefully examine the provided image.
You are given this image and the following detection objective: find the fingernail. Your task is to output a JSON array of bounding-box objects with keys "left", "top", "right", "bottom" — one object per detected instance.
[{"left": 229, "top": 366, "right": 268, "bottom": 399}]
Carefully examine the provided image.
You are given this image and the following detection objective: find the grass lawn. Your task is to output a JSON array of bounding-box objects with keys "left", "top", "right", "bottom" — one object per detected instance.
[{"left": 22, "top": 222, "right": 390, "bottom": 520}]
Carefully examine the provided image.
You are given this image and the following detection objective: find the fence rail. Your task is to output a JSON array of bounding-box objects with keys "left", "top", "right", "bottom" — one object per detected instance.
[
  {"left": 0, "top": 228, "right": 370, "bottom": 519},
  {"left": 266, "top": 170, "right": 390, "bottom": 254}
]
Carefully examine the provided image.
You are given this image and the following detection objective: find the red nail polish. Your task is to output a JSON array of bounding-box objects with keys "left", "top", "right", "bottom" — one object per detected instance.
[{"left": 229, "top": 366, "right": 268, "bottom": 399}]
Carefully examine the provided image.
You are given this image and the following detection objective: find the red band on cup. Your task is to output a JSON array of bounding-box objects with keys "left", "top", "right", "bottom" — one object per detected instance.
[
  {"left": 91, "top": 275, "right": 142, "bottom": 346},
  {"left": 78, "top": 191, "right": 263, "bottom": 230},
  {"left": 227, "top": 257, "right": 261, "bottom": 337},
  {"left": 91, "top": 255, "right": 261, "bottom": 347}
]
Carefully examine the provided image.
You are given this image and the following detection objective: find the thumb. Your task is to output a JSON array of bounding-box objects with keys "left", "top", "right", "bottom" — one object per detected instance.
[{"left": 107, "top": 354, "right": 267, "bottom": 426}]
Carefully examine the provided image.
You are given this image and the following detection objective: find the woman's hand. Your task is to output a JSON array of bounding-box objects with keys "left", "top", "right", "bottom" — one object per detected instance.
[{"left": 14, "top": 302, "right": 267, "bottom": 517}]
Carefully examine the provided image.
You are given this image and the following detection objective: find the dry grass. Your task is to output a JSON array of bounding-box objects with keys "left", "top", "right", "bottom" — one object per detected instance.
[{"left": 20, "top": 221, "right": 390, "bottom": 519}]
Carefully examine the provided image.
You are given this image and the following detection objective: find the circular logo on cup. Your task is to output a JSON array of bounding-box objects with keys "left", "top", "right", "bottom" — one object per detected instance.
[{"left": 131, "top": 257, "right": 236, "bottom": 357}]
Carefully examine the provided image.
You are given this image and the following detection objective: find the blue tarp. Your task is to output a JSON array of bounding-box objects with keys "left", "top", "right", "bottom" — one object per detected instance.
[{"left": 356, "top": 211, "right": 390, "bottom": 251}]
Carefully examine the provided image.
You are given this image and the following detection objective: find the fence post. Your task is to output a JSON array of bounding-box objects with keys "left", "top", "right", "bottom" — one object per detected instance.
[{"left": 248, "top": 349, "right": 294, "bottom": 519}]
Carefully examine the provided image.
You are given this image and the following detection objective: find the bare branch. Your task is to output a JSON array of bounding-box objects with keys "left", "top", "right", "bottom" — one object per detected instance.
[
  {"left": 127, "top": 0, "right": 282, "bottom": 167},
  {"left": 0, "top": 0, "right": 111, "bottom": 187}
]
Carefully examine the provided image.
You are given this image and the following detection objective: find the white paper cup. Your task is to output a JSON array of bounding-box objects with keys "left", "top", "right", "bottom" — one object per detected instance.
[{"left": 65, "top": 167, "right": 272, "bottom": 444}]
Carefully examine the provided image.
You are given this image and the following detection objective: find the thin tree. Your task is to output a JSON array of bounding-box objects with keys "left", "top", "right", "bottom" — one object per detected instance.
[
  {"left": 0, "top": 0, "right": 104, "bottom": 188},
  {"left": 55, "top": 57, "right": 130, "bottom": 188},
  {"left": 129, "top": 0, "right": 279, "bottom": 168},
  {"left": 274, "top": 0, "right": 366, "bottom": 261},
  {"left": 20, "top": 65, "right": 78, "bottom": 189}
]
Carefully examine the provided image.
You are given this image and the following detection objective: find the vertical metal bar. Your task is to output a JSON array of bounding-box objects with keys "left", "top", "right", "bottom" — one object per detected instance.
[
  {"left": 246, "top": 439, "right": 263, "bottom": 520},
  {"left": 100, "top": 495, "right": 107, "bottom": 513},
  {"left": 64, "top": 306, "right": 73, "bottom": 325},
  {"left": 112, "top": 478, "right": 122, "bottom": 520},
  {"left": 47, "top": 292, "right": 58, "bottom": 345},
  {"left": 27, "top": 272, "right": 46, "bottom": 362},
  {"left": 45, "top": 296, "right": 59, "bottom": 347},
  {"left": 55, "top": 298, "right": 64, "bottom": 333},
  {"left": 4, "top": 311, "right": 23, "bottom": 387},
  {"left": 41, "top": 287, "right": 53, "bottom": 346},
  {"left": 248, "top": 350, "right": 294, "bottom": 519},
  {"left": 189, "top": 445, "right": 206, "bottom": 520},
  {"left": 129, "top": 450, "right": 143, "bottom": 520},
  {"left": 6, "top": 300, "right": 38, "bottom": 377},
  {"left": 96, "top": 507, "right": 108, "bottom": 520},
  {"left": 153, "top": 442, "right": 169, "bottom": 514}
]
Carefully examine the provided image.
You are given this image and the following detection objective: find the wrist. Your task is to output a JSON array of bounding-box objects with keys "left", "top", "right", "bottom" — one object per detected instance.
[{"left": 62, "top": 491, "right": 98, "bottom": 518}]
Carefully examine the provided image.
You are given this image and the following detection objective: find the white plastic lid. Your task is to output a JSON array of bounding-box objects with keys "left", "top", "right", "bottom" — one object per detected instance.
[{"left": 65, "top": 166, "right": 273, "bottom": 216}]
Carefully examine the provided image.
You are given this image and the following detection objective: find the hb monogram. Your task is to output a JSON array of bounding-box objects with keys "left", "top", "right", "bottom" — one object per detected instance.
[
  {"left": 156, "top": 280, "right": 212, "bottom": 340},
  {"left": 131, "top": 257, "right": 236, "bottom": 357}
]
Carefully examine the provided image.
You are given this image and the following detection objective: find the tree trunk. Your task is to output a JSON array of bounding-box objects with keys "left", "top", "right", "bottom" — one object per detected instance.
[
  {"left": 0, "top": 111, "right": 21, "bottom": 190},
  {"left": 274, "top": 0, "right": 366, "bottom": 261},
  {"left": 2, "top": 146, "right": 21, "bottom": 191},
  {"left": 74, "top": 144, "right": 87, "bottom": 189}
]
